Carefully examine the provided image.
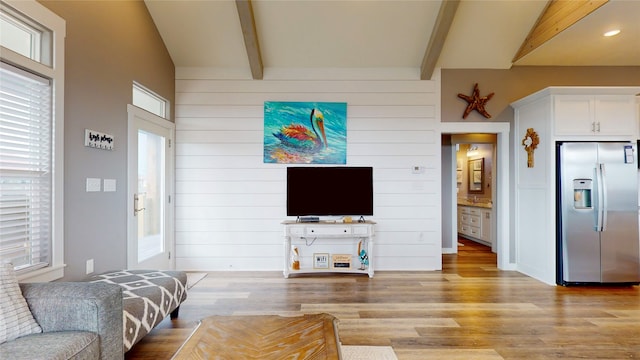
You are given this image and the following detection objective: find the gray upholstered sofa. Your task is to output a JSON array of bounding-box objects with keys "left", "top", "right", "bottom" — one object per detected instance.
[
  {"left": 0, "top": 282, "right": 123, "bottom": 360},
  {"left": 1, "top": 270, "right": 187, "bottom": 359}
]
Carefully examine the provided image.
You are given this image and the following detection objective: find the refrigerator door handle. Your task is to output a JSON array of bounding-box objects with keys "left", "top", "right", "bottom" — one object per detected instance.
[
  {"left": 600, "top": 163, "right": 608, "bottom": 231},
  {"left": 594, "top": 164, "right": 604, "bottom": 232}
]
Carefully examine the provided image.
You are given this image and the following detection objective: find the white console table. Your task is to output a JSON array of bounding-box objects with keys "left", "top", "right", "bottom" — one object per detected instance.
[{"left": 282, "top": 220, "right": 375, "bottom": 278}]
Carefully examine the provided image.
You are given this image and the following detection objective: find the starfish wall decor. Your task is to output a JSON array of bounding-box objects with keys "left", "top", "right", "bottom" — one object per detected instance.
[{"left": 457, "top": 83, "right": 494, "bottom": 119}]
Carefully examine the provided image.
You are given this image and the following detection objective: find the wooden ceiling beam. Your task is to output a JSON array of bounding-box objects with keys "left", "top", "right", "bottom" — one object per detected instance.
[
  {"left": 420, "top": 0, "right": 460, "bottom": 80},
  {"left": 512, "top": 0, "right": 609, "bottom": 63},
  {"left": 236, "top": 0, "right": 263, "bottom": 80}
]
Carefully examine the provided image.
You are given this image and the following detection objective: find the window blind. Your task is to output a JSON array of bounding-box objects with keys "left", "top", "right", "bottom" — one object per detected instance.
[{"left": 0, "top": 62, "right": 52, "bottom": 271}]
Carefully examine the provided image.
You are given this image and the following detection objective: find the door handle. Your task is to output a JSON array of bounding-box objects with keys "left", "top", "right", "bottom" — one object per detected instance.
[
  {"left": 134, "top": 194, "right": 146, "bottom": 216},
  {"left": 600, "top": 164, "right": 607, "bottom": 231},
  {"left": 594, "top": 165, "right": 606, "bottom": 231}
]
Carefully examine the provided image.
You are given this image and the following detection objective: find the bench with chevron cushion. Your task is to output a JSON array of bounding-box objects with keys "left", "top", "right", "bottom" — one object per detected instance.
[{"left": 89, "top": 270, "right": 187, "bottom": 352}]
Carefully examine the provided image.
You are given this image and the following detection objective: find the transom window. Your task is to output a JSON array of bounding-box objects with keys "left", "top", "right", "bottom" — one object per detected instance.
[
  {"left": 0, "top": 3, "right": 52, "bottom": 66},
  {"left": 133, "top": 83, "right": 167, "bottom": 119}
]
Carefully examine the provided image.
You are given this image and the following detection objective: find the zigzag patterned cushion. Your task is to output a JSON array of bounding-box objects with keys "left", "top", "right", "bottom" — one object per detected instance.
[{"left": 90, "top": 270, "right": 187, "bottom": 352}]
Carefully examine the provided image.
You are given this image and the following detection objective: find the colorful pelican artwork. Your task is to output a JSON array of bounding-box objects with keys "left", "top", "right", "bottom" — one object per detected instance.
[
  {"left": 273, "top": 108, "right": 327, "bottom": 153},
  {"left": 264, "top": 102, "right": 347, "bottom": 164}
]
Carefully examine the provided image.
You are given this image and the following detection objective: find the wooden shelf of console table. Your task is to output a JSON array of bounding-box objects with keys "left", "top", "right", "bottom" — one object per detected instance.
[{"left": 171, "top": 313, "right": 341, "bottom": 359}]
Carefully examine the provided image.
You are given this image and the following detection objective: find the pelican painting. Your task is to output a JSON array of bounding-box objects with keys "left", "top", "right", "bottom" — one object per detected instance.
[
  {"left": 264, "top": 101, "right": 347, "bottom": 164},
  {"left": 273, "top": 108, "right": 327, "bottom": 152}
]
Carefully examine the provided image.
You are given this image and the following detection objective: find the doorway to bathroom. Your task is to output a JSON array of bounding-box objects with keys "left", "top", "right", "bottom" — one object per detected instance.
[
  {"left": 455, "top": 139, "right": 496, "bottom": 254},
  {"left": 441, "top": 122, "right": 511, "bottom": 271}
]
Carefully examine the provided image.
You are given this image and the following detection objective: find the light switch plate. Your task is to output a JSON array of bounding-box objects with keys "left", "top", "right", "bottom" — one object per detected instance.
[
  {"left": 103, "top": 179, "right": 116, "bottom": 192},
  {"left": 86, "top": 178, "right": 101, "bottom": 192}
]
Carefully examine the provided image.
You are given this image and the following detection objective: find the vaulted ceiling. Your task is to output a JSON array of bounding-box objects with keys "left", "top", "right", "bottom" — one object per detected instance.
[{"left": 144, "top": 0, "right": 640, "bottom": 80}]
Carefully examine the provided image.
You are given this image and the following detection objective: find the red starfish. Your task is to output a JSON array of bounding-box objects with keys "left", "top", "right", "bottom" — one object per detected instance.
[{"left": 457, "top": 83, "right": 494, "bottom": 119}]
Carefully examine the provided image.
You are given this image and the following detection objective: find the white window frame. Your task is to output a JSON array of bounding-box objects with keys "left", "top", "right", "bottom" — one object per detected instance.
[
  {"left": 133, "top": 82, "right": 169, "bottom": 120},
  {"left": 1, "top": 0, "right": 65, "bottom": 282}
]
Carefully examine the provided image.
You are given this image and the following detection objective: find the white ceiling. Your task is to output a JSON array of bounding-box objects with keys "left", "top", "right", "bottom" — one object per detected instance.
[{"left": 144, "top": 0, "right": 640, "bottom": 79}]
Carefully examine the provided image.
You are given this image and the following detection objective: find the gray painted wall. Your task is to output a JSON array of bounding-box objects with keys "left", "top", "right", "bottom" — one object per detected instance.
[
  {"left": 40, "top": 1, "right": 175, "bottom": 281},
  {"left": 442, "top": 66, "right": 640, "bottom": 124}
]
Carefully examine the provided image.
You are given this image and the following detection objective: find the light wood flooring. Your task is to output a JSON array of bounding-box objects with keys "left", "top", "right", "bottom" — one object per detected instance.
[{"left": 126, "top": 239, "right": 640, "bottom": 359}]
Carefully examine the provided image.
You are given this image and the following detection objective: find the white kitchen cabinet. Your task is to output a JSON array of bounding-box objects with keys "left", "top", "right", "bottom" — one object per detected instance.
[
  {"left": 481, "top": 208, "right": 491, "bottom": 242},
  {"left": 511, "top": 86, "right": 640, "bottom": 285},
  {"left": 458, "top": 205, "right": 491, "bottom": 247},
  {"left": 554, "top": 95, "right": 636, "bottom": 137}
]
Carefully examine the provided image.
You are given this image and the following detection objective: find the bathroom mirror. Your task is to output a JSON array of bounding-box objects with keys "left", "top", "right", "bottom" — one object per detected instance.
[{"left": 468, "top": 158, "right": 484, "bottom": 194}]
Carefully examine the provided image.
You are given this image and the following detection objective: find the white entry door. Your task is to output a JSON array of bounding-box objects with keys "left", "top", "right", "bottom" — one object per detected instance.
[{"left": 127, "top": 104, "right": 174, "bottom": 270}]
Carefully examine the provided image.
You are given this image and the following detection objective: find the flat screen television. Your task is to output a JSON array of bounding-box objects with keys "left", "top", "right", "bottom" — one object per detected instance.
[{"left": 286, "top": 166, "right": 373, "bottom": 217}]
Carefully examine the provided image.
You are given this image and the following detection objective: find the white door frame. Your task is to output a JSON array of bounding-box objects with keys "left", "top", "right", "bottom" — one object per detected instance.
[
  {"left": 127, "top": 104, "right": 175, "bottom": 269},
  {"left": 441, "top": 122, "right": 514, "bottom": 271}
]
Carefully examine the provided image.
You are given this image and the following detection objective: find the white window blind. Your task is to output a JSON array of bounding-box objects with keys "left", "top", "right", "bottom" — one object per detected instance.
[{"left": 0, "top": 61, "right": 52, "bottom": 271}]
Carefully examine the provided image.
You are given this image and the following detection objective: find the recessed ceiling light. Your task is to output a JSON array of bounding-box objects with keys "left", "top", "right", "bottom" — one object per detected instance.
[{"left": 604, "top": 29, "right": 621, "bottom": 37}]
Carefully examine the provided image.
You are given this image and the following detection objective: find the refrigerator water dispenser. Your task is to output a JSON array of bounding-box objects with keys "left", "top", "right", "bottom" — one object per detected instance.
[{"left": 573, "top": 179, "right": 592, "bottom": 209}]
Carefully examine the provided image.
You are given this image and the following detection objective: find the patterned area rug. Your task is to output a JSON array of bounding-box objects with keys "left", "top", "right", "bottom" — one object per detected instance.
[
  {"left": 186, "top": 272, "right": 207, "bottom": 289},
  {"left": 342, "top": 346, "right": 398, "bottom": 360}
]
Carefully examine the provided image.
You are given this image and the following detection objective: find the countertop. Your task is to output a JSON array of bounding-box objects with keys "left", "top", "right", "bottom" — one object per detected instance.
[{"left": 457, "top": 199, "right": 492, "bottom": 209}]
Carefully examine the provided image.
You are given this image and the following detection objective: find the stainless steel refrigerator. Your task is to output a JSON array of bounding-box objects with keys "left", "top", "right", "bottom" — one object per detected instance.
[{"left": 556, "top": 142, "right": 640, "bottom": 285}]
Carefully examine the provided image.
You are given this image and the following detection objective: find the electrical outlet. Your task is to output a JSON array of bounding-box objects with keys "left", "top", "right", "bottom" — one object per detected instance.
[{"left": 86, "top": 259, "right": 94, "bottom": 274}]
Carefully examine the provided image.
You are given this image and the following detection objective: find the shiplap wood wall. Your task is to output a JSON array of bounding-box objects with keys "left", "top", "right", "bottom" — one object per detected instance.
[{"left": 174, "top": 75, "right": 442, "bottom": 272}]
